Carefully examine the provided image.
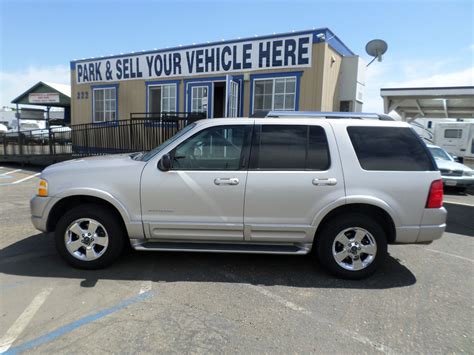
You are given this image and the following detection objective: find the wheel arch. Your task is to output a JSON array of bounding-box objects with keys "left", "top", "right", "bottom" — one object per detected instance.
[
  {"left": 47, "top": 193, "right": 130, "bottom": 236},
  {"left": 314, "top": 203, "right": 397, "bottom": 244}
]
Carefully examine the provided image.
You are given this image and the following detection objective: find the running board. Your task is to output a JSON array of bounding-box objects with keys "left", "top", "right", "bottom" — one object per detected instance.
[{"left": 133, "top": 241, "right": 310, "bottom": 255}]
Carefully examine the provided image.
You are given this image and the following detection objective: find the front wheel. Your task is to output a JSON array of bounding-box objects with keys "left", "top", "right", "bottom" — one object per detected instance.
[
  {"left": 55, "top": 204, "right": 125, "bottom": 269},
  {"left": 316, "top": 214, "right": 387, "bottom": 279}
]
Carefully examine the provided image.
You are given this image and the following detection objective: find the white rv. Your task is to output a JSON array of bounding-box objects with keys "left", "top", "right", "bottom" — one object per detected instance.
[{"left": 433, "top": 122, "right": 474, "bottom": 160}]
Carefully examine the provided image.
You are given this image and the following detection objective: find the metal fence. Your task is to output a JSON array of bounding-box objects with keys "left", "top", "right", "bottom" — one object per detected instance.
[{"left": 0, "top": 112, "right": 205, "bottom": 162}]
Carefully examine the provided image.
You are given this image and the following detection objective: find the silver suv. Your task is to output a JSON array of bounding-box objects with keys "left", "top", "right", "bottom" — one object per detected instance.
[{"left": 30, "top": 113, "right": 447, "bottom": 279}]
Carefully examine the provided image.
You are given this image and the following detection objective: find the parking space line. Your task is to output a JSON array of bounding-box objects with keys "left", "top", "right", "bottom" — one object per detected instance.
[
  {"left": 0, "top": 169, "right": 22, "bottom": 176},
  {"left": 444, "top": 200, "right": 474, "bottom": 207},
  {"left": 0, "top": 173, "right": 41, "bottom": 186},
  {"left": 420, "top": 247, "right": 473, "bottom": 263},
  {"left": 139, "top": 280, "right": 152, "bottom": 295},
  {"left": 220, "top": 271, "right": 393, "bottom": 354},
  {"left": 4, "top": 290, "right": 155, "bottom": 354},
  {"left": 0, "top": 287, "right": 53, "bottom": 354},
  {"left": 10, "top": 173, "right": 41, "bottom": 184}
]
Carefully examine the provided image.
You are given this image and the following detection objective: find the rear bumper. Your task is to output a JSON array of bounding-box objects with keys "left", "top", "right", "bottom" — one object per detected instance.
[{"left": 395, "top": 207, "right": 447, "bottom": 243}]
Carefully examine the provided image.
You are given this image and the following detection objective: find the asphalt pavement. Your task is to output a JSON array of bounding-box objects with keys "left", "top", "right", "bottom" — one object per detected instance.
[{"left": 0, "top": 164, "right": 473, "bottom": 354}]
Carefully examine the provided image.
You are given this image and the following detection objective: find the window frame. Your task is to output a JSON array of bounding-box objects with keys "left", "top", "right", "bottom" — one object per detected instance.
[
  {"left": 91, "top": 84, "right": 118, "bottom": 124},
  {"left": 250, "top": 71, "right": 302, "bottom": 115},
  {"left": 169, "top": 124, "right": 253, "bottom": 171},
  {"left": 248, "top": 124, "right": 331, "bottom": 171}
]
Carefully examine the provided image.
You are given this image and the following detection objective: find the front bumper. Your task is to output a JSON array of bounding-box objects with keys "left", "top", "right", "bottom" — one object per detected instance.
[
  {"left": 442, "top": 175, "right": 474, "bottom": 188},
  {"left": 30, "top": 195, "right": 57, "bottom": 232}
]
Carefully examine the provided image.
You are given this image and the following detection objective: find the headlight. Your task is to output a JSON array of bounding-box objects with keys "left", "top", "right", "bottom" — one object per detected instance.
[
  {"left": 37, "top": 179, "right": 48, "bottom": 197},
  {"left": 463, "top": 170, "right": 474, "bottom": 177}
]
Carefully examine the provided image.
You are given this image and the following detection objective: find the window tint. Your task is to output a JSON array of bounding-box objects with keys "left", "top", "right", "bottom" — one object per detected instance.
[
  {"left": 171, "top": 125, "right": 248, "bottom": 170},
  {"left": 347, "top": 126, "right": 436, "bottom": 171},
  {"left": 250, "top": 125, "right": 330, "bottom": 170},
  {"left": 308, "top": 126, "right": 331, "bottom": 170}
]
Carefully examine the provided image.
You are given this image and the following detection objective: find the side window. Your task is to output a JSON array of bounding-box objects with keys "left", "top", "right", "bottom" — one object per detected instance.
[
  {"left": 444, "top": 129, "right": 462, "bottom": 139},
  {"left": 250, "top": 125, "right": 330, "bottom": 170},
  {"left": 347, "top": 126, "right": 436, "bottom": 171},
  {"left": 171, "top": 125, "right": 248, "bottom": 170},
  {"left": 307, "top": 126, "right": 331, "bottom": 170}
]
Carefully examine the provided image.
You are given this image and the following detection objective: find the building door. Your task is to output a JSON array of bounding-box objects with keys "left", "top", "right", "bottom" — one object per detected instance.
[
  {"left": 188, "top": 83, "right": 211, "bottom": 118},
  {"left": 225, "top": 75, "right": 240, "bottom": 117}
]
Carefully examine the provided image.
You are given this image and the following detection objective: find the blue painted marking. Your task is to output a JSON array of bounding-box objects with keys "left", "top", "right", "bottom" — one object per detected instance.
[
  {"left": 0, "top": 281, "right": 28, "bottom": 291},
  {"left": 5, "top": 291, "right": 154, "bottom": 354}
]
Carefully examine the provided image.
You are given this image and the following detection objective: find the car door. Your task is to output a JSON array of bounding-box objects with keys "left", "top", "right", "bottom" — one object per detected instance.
[
  {"left": 243, "top": 121, "right": 345, "bottom": 242},
  {"left": 140, "top": 123, "right": 252, "bottom": 241}
]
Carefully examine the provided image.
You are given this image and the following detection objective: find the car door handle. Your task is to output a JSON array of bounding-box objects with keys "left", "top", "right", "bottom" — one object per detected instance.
[
  {"left": 312, "top": 178, "right": 337, "bottom": 186},
  {"left": 214, "top": 178, "right": 239, "bottom": 186}
]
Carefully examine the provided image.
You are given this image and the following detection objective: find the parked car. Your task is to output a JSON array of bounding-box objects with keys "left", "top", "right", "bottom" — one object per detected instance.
[
  {"left": 0, "top": 123, "right": 8, "bottom": 133},
  {"left": 31, "top": 113, "right": 447, "bottom": 279},
  {"left": 427, "top": 144, "right": 474, "bottom": 191}
]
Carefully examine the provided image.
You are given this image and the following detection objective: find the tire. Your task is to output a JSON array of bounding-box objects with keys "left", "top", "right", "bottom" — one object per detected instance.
[
  {"left": 316, "top": 213, "right": 387, "bottom": 280},
  {"left": 55, "top": 204, "right": 125, "bottom": 269}
]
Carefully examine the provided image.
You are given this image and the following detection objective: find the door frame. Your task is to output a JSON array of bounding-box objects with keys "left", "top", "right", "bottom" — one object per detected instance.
[{"left": 185, "top": 75, "right": 244, "bottom": 118}]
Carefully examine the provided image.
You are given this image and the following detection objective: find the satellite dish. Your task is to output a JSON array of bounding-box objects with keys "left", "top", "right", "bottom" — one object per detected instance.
[{"left": 365, "top": 39, "right": 388, "bottom": 66}]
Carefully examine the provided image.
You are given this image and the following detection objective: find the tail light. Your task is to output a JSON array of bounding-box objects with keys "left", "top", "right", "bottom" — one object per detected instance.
[{"left": 426, "top": 179, "right": 443, "bottom": 208}]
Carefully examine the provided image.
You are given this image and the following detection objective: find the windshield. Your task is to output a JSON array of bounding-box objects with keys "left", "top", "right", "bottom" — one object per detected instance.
[
  {"left": 140, "top": 123, "right": 197, "bottom": 161},
  {"left": 429, "top": 147, "right": 452, "bottom": 161}
]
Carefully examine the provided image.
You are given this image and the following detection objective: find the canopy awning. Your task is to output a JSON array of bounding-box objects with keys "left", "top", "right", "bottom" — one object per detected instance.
[{"left": 380, "top": 86, "right": 474, "bottom": 122}]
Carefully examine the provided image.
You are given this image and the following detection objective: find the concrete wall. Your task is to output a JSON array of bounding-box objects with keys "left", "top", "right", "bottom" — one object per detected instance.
[{"left": 71, "top": 42, "right": 343, "bottom": 125}]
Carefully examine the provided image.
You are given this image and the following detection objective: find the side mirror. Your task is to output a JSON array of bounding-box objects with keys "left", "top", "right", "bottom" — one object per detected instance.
[
  {"left": 157, "top": 154, "right": 172, "bottom": 172},
  {"left": 452, "top": 156, "right": 463, "bottom": 163}
]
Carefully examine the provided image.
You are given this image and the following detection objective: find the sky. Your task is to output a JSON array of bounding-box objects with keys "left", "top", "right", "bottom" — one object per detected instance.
[{"left": 0, "top": 0, "right": 473, "bottom": 112}]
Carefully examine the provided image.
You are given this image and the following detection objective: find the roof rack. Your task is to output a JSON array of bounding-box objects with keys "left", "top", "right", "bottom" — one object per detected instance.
[{"left": 263, "top": 111, "right": 394, "bottom": 121}]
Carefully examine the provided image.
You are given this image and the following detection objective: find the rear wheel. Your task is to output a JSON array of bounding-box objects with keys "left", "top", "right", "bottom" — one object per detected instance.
[
  {"left": 55, "top": 204, "right": 125, "bottom": 269},
  {"left": 316, "top": 213, "right": 387, "bottom": 279}
]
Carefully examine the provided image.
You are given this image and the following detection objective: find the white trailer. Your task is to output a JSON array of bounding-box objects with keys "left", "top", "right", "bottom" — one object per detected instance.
[{"left": 433, "top": 121, "right": 474, "bottom": 160}]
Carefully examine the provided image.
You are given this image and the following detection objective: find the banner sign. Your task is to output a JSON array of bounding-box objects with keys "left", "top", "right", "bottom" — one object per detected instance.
[
  {"left": 75, "top": 34, "right": 312, "bottom": 84},
  {"left": 28, "top": 93, "right": 60, "bottom": 104}
]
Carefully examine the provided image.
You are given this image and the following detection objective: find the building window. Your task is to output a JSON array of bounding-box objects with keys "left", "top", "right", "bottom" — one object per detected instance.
[
  {"left": 93, "top": 87, "right": 116, "bottom": 122},
  {"left": 148, "top": 84, "right": 177, "bottom": 113},
  {"left": 191, "top": 86, "right": 208, "bottom": 116},
  {"left": 253, "top": 77, "right": 296, "bottom": 113}
]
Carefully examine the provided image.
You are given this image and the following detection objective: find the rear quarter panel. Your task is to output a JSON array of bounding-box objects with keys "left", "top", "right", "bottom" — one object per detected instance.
[{"left": 331, "top": 120, "right": 442, "bottom": 241}]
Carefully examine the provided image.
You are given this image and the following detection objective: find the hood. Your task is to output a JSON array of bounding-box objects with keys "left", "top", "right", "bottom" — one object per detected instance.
[
  {"left": 43, "top": 153, "right": 142, "bottom": 173},
  {"left": 434, "top": 158, "right": 472, "bottom": 172}
]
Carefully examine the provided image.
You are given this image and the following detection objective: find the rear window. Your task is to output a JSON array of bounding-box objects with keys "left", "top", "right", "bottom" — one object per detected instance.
[
  {"left": 347, "top": 126, "right": 436, "bottom": 171},
  {"left": 250, "top": 125, "right": 330, "bottom": 170}
]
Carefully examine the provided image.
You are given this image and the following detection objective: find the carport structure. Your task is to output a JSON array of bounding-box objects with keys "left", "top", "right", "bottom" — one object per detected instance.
[
  {"left": 11, "top": 81, "right": 71, "bottom": 125},
  {"left": 380, "top": 86, "right": 474, "bottom": 122}
]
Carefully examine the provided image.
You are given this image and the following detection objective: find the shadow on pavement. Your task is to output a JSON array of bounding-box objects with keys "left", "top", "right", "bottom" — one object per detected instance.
[
  {"left": 1, "top": 233, "right": 417, "bottom": 290},
  {"left": 445, "top": 203, "right": 474, "bottom": 237}
]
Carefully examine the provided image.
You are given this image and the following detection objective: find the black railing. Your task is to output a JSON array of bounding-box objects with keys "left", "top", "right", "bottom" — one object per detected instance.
[
  {"left": 0, "top": 112, "right": 205, "bottom": 160},
  {"left": 0, "top": 127, "right": 72, "bottom": 157}
]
